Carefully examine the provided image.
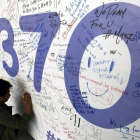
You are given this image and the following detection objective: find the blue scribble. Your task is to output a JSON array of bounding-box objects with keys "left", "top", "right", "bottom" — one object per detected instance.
[
  {"left": 122, "top": 134, "right": 128, "bottom": 139},
  {"left": 104, "top": 51, "right": 107, "bottom": 55},
  {"left": 56, "top": 54, "right": 66, "bottom": 71},
  {"left": 135, "top": 68, "right": 140, "bottom": 71},
  {"left": 134, "top": 31, "right": 140, "bottom": 42},
  {"left": 46, "top": 130, "right": 61, "bottom": 140},
  {"left": 27, "top": 66, "right": 33, "bottom": 81},
  {"left": 65, "top": 0, "right": 89, "bottom": 19},
  {"left": 109, "top": 60, "right": 115, "bottom": 73},
  {"left": 88, "top": 57, "right": 91, "bottom": 68},
  {"left": 120, "top": 77, "right": 126, "bottom": 85},
  {"left": 132, "top": 91, "right": 140, "bottom": 97},
  {"left": 114, "top": 130, "right": 140, "bottom": 139},
  {"left": 82, "top": 92, "right": 87, "bottom": 95},
  {"left": 135, "top": 82, "right": 140, "bottom": 88}
]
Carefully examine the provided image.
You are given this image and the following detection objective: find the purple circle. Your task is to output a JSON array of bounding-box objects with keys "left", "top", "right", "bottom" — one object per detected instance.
[{"left": 64, "top": 2, "right": 140, "bottom": 128}]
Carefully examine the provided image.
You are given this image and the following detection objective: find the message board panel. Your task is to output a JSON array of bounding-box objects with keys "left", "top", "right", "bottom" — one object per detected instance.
[{"left": 0, "top": 0, "right": 140, "bottom": 140}]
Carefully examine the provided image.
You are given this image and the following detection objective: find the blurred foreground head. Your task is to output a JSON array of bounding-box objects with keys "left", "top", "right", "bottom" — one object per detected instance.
[{"left": 0, "top": 79, "right": 12, "bottom": 97}]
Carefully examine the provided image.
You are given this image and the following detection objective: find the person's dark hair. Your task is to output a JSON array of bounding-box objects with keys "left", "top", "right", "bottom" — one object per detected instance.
[{"left": 0, "top": 79, "right": 12, "bottom": 97}]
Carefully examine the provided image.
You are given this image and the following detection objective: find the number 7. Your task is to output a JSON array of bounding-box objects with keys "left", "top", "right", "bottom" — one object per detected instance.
[{"left": 19, "top": 13, "right": 60, "bottom": 92}]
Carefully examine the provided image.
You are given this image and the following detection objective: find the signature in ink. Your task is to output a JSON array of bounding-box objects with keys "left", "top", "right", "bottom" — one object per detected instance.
[
  {"left": 103, "top": 26, "right": 135, "bottom": 44},
  {"left": 95, "top": 2, "right": 127, "bottom": 20}
]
